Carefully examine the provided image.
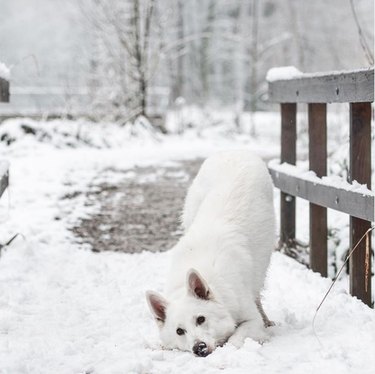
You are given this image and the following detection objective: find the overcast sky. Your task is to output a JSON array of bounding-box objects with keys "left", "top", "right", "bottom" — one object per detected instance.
[{"left": 0, "top": 0, "right": 88, "bottom": 86}]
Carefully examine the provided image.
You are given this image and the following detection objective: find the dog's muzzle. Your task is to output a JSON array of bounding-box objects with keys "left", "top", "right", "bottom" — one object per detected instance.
[{"left": 193, "top": 342, "right": 210, "bottom": 357}]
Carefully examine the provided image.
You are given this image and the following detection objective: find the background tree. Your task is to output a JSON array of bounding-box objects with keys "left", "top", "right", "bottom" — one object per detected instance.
[
  {"left": 1, "top": 0, "right": 373, "bottom": 126},
  {"left": 86, "top": 0, "right": 159, "bottom": 121}
]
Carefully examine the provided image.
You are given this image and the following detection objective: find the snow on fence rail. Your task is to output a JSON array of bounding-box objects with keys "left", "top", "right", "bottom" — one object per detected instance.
[
  {"left": 269, "top": 161, "right": 374, "bottom": 222},
  {"left": 267, "top": 67, "right": 374, "bottom": 307},
  {"left": 268, "top": 67, "right": 374, "bottom": 103}
]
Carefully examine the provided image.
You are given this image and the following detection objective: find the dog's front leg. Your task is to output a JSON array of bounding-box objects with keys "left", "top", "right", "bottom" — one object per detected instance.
[
  {"left": 256, "top": 296, "right": 275, "bottom": 327},
  {"left": 228, "top": 305, "right": 268, "bottom": 347}
]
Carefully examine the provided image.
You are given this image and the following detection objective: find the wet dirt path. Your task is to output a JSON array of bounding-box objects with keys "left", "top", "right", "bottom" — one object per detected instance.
[{"left": 71, "top": 159, "right": 203, "bottom": 253}]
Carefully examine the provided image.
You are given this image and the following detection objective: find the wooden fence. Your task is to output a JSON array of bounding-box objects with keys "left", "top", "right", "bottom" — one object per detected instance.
[{"left": 268, "top": 68, "right": 374, "bottom": 307}]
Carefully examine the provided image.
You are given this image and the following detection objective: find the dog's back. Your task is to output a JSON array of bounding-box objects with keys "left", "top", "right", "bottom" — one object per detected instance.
[
  {"left": 167, "top": 150, "right": 275, "bottom": 302},
  {"left": 182, "top": 149, "right": 274, "bottom": 232}
]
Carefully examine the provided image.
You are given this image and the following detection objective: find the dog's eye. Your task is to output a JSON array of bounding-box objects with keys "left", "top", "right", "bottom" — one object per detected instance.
[
  {"left": 196, "top": 316, "right": 205, "bottom": 325},
  {"left": 176, "top": 328, "right": 185, "bottom": 336}
]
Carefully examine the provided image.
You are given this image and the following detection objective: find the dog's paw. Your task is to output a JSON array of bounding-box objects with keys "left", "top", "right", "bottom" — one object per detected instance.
[
  {"left": 227, "top": 334, "right": 245, "bottom": 348},
  {"left": 265, "top": 320, "right": 276, "bottom": 328},
  {"left": 228, "top": 331, "right": 268, "bottom": 348},
  {"left": 247, "top": 327, "right": 269, "bottom": 345},
  {"left": 229, "top": 318, "right": 270, "bottom": 348},
  {"left": 248, "top": 330, "right": 270, "bottom": 344},
  {"left": 253, "top": 333, "right": 269, "bottom": 345}
]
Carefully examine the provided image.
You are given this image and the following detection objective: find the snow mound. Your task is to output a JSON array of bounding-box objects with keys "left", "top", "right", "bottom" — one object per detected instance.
[
  {"left": 266, "top": 66, "right": 303, "bottom": 82},
  {"left": 1, "top": 240, "right": 374, "bottom": 373},
  {"left": 0, "top": 62, "right": 10, "bottom": 80},
  {"left": 0, "top": 117, "right": 163, "bottom": 149},
  {"left": 0, "top": 114, "right": 281, "bottom": 162}
]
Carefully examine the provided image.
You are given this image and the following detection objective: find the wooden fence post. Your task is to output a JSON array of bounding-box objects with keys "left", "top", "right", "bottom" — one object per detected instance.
[
  {"left": 349, "top": 102, "right": 372, "bottom": 307},
  {"left": 280, "top": 103, "right": 296, "bottom": 246},
  {"left": 0, "top": 77, "right": 10, "bottom": 103},
  {"left": 309, "top": 103, "right": 328, "bottom": 276}
]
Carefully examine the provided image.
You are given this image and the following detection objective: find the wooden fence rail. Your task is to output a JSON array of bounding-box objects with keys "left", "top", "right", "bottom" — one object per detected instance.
[{"left": 268, "top": 67, "right": 374, "bottom": 307}]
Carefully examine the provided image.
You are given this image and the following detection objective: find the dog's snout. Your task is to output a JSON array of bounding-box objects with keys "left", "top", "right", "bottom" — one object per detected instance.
[{"left": 193, "top": 341, "right": 210, "bottom": 357}]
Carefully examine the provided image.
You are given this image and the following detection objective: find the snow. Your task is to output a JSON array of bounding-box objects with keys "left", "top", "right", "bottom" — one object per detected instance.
[
  {"left": 266, "top": 66, "right": 303, "bottom": 82},
  {"left": 269, "top": 160, "right": 374, "bottom": 196},
  {"left": 0, "top": 62, "right": 10, "bottom": 80},
  {"left": 266, "top": 66, "right": 373, "bottom": 83},
  {"left": 293, "top": 67, "right": 374, "bottom": 79},
  {"left": 0, "top": 116, "right": 374, "bottom": 373}
]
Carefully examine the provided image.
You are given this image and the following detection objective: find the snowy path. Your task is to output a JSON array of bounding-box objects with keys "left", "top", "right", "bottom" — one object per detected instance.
[
  {"left": 72, "top": 159, "right": 202, "bottom": 254},
  {"left": 0, "top": 125, "right": 374, "bottom": 373}
]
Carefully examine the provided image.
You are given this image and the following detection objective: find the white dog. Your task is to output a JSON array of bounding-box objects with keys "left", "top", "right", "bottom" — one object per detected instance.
[{"left": 146, "top": 150, "right": 275, "bottom": 356}]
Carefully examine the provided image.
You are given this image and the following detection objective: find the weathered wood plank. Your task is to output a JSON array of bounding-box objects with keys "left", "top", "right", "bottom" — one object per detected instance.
[
  {"left": 309, "top": 103, "right": 327, "bottom": 277},
  {"left": 0, "top": 163, "right": 9, "bottom": 199},
  {"left": 268, "top": 68, "right": 374, "bottom": 103},
  {"left": 268, "top": 164, "right": 374, "bottom": 222},
  {"left": 0, "top": 78, "right": 10, "bottom": 103},
  {"left": 349, "top": 102, "right": 372, "bottom": 307},
  {"left": 280, "top": 103, "right": 296, "bottom": 246}
]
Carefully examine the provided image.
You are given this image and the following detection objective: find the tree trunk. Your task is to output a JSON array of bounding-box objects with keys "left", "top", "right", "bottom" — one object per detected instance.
[
  {"left": 200, "top": 0, "right": 215, "bottom": 101},
  {"left": 249, "top": 0, "right": 259, "bottom": 136}
]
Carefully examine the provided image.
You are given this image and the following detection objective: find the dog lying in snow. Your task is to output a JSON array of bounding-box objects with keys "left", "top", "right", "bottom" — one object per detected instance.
[{"left": 146, "top": 150, "right": 275, "bottom": 356}]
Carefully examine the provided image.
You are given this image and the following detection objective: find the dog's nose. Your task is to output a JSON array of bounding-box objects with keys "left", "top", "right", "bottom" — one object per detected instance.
[{"left": 193, "top": 342, "right": 209, "bottom": 357}]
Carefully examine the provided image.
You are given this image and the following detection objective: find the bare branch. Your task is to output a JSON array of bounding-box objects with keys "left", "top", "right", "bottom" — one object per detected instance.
[{"left": 349, "top": 0, "right": 374, "bottom": 65}]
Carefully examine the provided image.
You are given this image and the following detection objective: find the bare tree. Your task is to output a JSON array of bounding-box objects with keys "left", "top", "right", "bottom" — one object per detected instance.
[
  {"left": 287, "top": 0, "right": 305, "bottom": 71},
  {"left": 78, "top": 0, "right": 373, "bottom": 125},
  {"left": 349, "top": 0, "right": 374, "bottom": 65},
  {"left": 86, "top": 0, "right": 158, "bottom": 121},
  {"left": 173, "top": 0, "right": 185, "bottom": 101}
]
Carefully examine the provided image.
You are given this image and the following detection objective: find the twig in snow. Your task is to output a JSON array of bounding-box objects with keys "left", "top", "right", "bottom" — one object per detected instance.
[
  {"left": 0, "top": 233, "right": 25, "bottom": 256},
  {"left": 312, "top": 225, "right": 375, "bottom": 347}
]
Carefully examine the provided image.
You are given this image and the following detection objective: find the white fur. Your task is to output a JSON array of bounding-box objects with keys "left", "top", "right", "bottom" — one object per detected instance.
[{"left": 147, "top": 150, "right": 275, "bottom": 355}]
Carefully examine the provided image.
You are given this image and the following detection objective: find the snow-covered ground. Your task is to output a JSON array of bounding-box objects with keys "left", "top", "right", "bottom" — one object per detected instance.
[{"left": 0, "top": 115, "right": 374, "bottom": 373}]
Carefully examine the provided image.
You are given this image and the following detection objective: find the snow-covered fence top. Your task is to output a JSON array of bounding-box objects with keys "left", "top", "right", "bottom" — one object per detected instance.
[
  {"left": 267, "top": 67, "right": 374, "bottom": 307},
  {"left": 267, "top": 67, "right": 374, "bottom": 103}
]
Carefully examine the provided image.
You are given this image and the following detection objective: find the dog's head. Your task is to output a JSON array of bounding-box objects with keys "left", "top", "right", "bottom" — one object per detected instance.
[{"left": 146, "top": 269, "right": 236, "bottom": 356}]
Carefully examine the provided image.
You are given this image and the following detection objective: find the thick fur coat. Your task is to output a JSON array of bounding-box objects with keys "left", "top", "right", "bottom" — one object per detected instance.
[{"left": 147, "top": 150, "right": 275, "bottom": 356}]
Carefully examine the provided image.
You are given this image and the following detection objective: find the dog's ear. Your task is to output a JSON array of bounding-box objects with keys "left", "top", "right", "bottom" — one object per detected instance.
[
  {"left": 187, "top": 269, "right": 212, "bottom": 300},
  {"left": 146, "top": 291, "right": 168, "bottom": 325}
]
